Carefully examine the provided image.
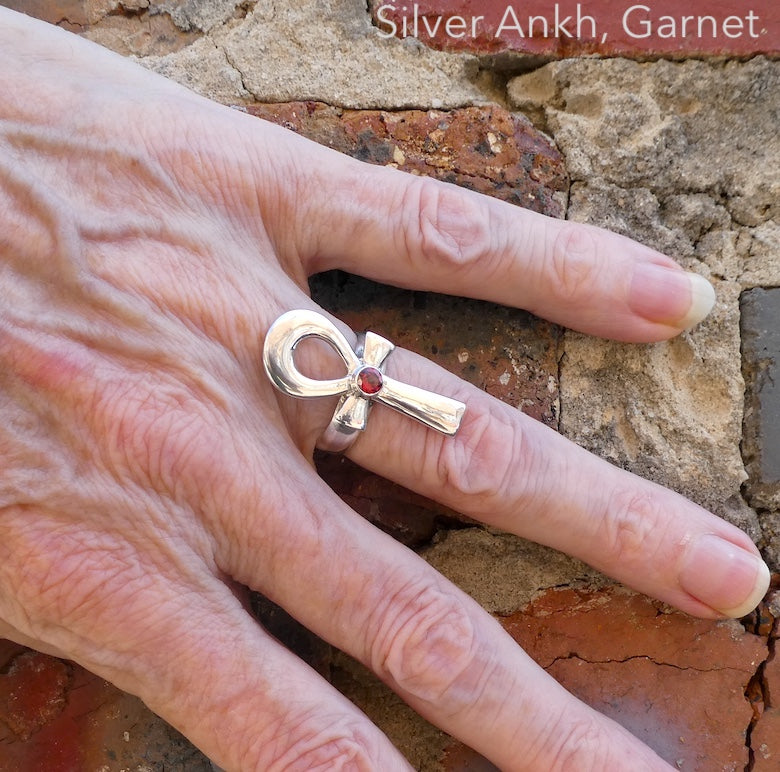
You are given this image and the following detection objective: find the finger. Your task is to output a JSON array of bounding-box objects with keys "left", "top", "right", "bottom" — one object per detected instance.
[
  {"left": 0, "top": 509, "right": 410, "bottom": 771},
  {"left": 216, "top": 449, "right": 671, "bottom": 770},
  {"left": 278, "top": 146, "right": 714, "bottom": 343},
  {"left": 342, "top": 347, "right": 770, "bottom": 621}
]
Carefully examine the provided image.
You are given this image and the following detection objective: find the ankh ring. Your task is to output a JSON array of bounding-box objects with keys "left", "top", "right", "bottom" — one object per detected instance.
[{"left": 263, "top": 309, "right": 466, "bottom": 453}]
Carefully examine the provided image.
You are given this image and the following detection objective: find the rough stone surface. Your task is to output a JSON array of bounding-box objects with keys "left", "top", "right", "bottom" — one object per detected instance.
[
  {"left": 509, "top": 59, "right": 779, "bottom": 228},
  {"left": 144, "top": 35, "right": 254, "bottom": 103},
  {"left": 509, "top": 58, "right": 779, "bottom": 550},
  {"left": 144, "top": 0, "right": 490, "bottom": 107},
  {"left": 421, "top": 528, "right": 606, "bottom": 615},
  {"left": 370, "top": 0, "right": 780, "bottom": 58},
  {"left": 9, "top": 0, "right": 491, "bottom": 107},
  {"left": 156, "top": 0, "right": 244, "bottom": 33}
]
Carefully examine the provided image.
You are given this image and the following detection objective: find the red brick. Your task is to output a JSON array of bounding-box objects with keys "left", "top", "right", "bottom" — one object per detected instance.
[
  {"left": 247, "top": 103, "right": 567, "bottom": 218},
  {"left": 0, "top": 648, "right": 69, "bottom": 742},
  {"left": 499, "top": 587, "right": 766, "bottom": 768},
  {"left": 750, "top": 584, "right": 779, "bottom": 770},
  {"left": 0, "top": 642, "right": 211, "bottom": 770},
  {"left": 441, "top": 577, "right": 780, "bottom": 769},
  {"left": 370, "top": 1, "right": 779, "bottom": 58}
]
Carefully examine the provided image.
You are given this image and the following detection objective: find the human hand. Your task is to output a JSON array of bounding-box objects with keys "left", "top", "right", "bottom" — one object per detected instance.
[{"left": 0, "top": 9, "right": 770, "bottom": 770}]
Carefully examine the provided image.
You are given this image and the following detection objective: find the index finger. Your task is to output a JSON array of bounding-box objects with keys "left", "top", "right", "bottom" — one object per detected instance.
[{"left": 277, "top": 143, "right": 714, "bottom": 343}]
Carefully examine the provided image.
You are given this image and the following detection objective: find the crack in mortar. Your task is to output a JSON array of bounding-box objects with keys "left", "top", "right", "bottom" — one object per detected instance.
[
  {"left": 742, "top": 598, "right": 778, "bottom": 771},
  {"left": 54, "top": 17, "right": 86, "bottom": 31},
  {"left": 220, "top": 43, "right": 253, "bottom": 100},
  {"left": 547, "top": 651, "right": 753, "bottom": 675}
]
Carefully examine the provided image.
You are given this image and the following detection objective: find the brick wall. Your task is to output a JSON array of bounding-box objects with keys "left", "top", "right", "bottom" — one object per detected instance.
[{"left": 1, "top": 2, "right": 778, "bottom": 769}]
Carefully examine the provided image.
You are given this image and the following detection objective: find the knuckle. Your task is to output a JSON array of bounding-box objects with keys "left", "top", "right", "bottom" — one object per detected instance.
[
  {"left": 406, "top": 177, "right": 493, "bottom": 272},
  {"left": 263, "top": 718, "right": 377, "bottom": 772},
  {"left": 546, "top": 224, "right": 604, "bottom": 305},
  {"left": 600, "top": 489, "right": 665, "bottom": 569},
  {"left": 436, "top": 400, "right": 523, "bottom": 506},
  {"left": 547, "top": 714, "right": 612, "bottom": 772},
  {"left": 372, "top": 581, "right": 481, "bottom": 708}
]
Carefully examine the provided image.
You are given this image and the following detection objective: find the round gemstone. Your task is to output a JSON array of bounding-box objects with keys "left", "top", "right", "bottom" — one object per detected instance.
[{"left": 356, "top": 366, "right": 383, "bottom": 396}]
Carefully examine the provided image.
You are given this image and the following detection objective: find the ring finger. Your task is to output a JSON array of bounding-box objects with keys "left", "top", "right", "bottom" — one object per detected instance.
[{"left": 337, "top": 344, "right": 770, "bottom": 620}]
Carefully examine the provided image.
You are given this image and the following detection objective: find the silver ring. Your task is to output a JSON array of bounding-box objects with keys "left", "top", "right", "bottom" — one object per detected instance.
[{"left": 262, "top": 309, "right": 466, "bottom": 453}]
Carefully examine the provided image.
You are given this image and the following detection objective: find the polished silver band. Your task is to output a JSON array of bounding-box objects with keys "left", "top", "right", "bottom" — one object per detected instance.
[{"left": 263, "top": 309, "right": 466, "bottom": 453}]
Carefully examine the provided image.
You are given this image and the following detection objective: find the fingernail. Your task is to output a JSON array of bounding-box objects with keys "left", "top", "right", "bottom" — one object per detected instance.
[
  {"left": 679, "top": 534, "right": 771, "bottom": 618},
  {"left": 679, "top": 273, "right": 717, "bottom": 329},
  {"left": 629, "top": 264, "right": 716, "bottom": 329}
]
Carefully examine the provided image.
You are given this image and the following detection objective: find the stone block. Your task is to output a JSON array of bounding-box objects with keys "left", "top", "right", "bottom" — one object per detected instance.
[
  {"left": 507, "top": 58, "right": 778, "bottom": 547},
  {"left": 742, "top": 287, "right": 780, "bottom": 569},
  {"left": 203, "top": 1, "right": 487, "bottom": 108},
  {"left": 742, "top": 289, "right": 780, "bottom": 492}
]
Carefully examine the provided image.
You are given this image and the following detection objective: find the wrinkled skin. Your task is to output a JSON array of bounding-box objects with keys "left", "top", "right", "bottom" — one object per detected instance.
[{"left": 0, "top": 10, "right": 769, "bottom": 771}]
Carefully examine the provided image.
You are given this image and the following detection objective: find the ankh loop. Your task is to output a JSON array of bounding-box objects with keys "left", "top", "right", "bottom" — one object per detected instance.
[{"left": 263, "top": 310, "right": 466, "bottom": 452}]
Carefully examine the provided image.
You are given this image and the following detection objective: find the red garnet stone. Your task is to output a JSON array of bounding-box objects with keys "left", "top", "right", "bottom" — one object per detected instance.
[{"left": 356, "top": 366, "right": 383, "bottom": 396}]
